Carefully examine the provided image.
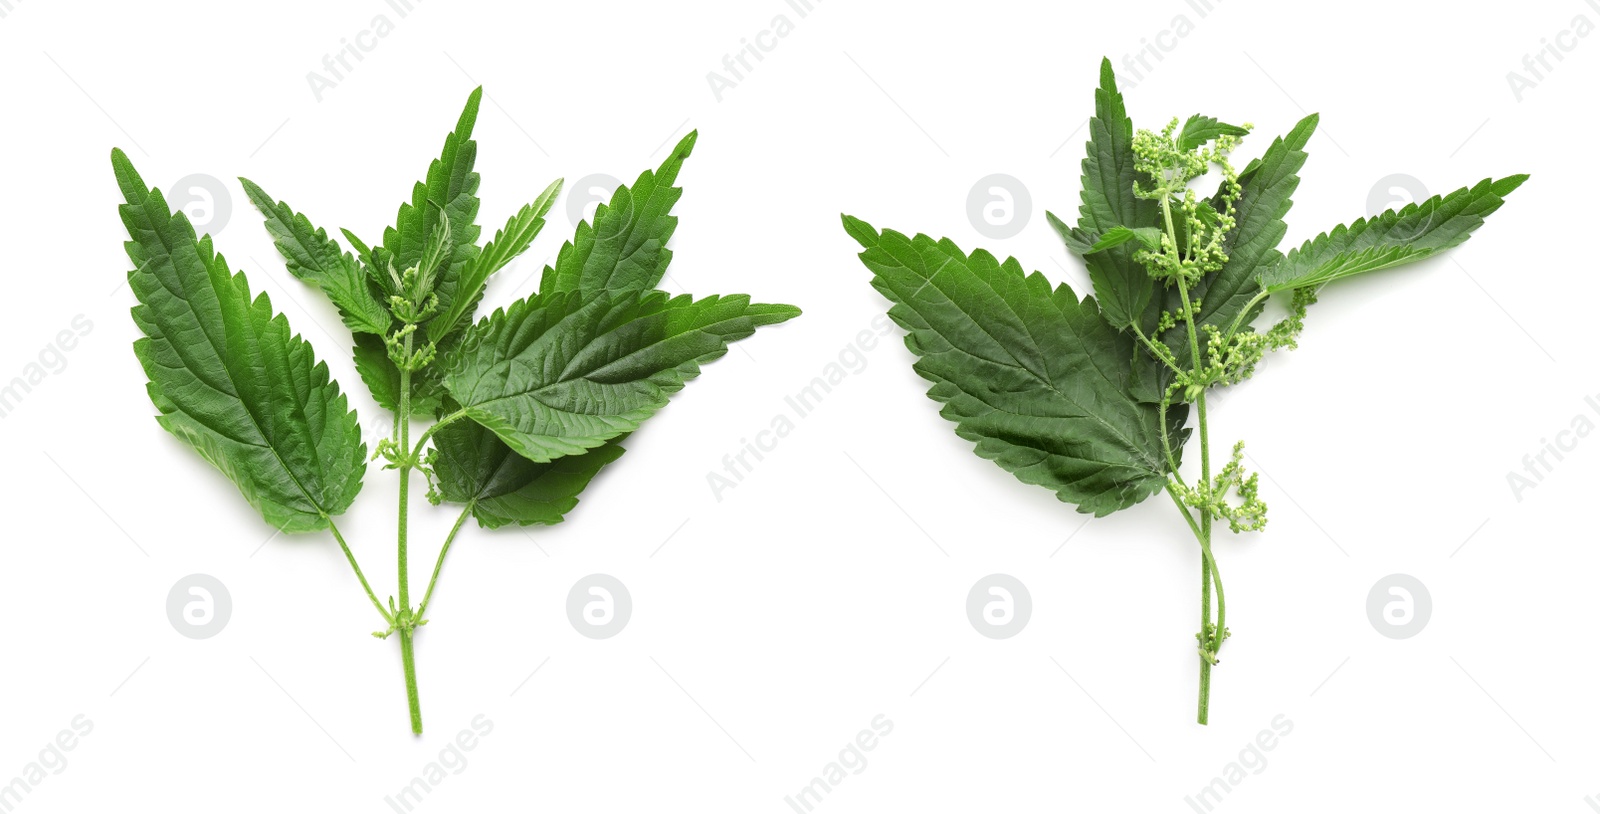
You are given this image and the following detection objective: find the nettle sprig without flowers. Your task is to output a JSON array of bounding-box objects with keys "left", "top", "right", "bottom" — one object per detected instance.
[
  {"left": 113, "top": 88, "right": 798, "bottom": 734},
  {"left": 844, "top": 59, "right": 1523, "bottom": 723}
]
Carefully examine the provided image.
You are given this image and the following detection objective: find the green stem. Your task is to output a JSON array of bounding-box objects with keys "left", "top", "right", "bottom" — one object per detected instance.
[
  {"left": 1164, "top": 482, "right": 1201, "bottom": 538},
  {"left": 1199, "top": 554, "right": 1212, "bottom": 723},
  {"left": 328, "top": 518, "right": 392, "bottom": 626},
  {"left": 1203, "top": 539, "right": 1226, "bottom": 650},
  {"left": 397, "top": 332, "right": 422, "bottom": 735},
  {"left": 411, "top": 409, "right": 467, "bottom": 462},
  {"left": 397, "top": 630, "right": 419, "bottom": 731},
  {"left": 1132, "top": 326, "right": 1185, "bottom": 478},
  {"left": 417, "top": 503, "right": 473, "bottom": 622},
  {"left": 1221, "top": 289, "right": 1271, "bottom": 345},
  {"left": 1163, "top": 192, "right": 1222, "bottom": 726},
  {"left": 1188, "top": 301, "right": 1220, "bottom": 725}
]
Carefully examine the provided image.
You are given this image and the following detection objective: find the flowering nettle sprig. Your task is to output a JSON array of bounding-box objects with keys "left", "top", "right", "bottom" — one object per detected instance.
[{"left": 845, "top": 57, "right": 1524, "bottom": 725}]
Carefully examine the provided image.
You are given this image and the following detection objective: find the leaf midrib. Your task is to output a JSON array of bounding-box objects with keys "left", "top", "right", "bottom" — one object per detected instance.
[
  {"left": 912, "top": 241, "right": 1162, "bottom": 476},
  {"left": 139, "top": 202, "right": 339, "bottom": 521}
]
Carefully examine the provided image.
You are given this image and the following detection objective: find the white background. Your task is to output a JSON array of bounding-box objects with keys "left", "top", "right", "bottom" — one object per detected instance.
[{"left": 1, "top": 0, "right": 1594, "bottom": 811}]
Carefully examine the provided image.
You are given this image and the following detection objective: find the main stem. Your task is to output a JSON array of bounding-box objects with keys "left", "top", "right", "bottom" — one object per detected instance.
[
  {"left": 1162, "top": 194, "right": 1222, "bottom": 725},
  {"left": 397, "top": 332, "right": 423, "bottom": 735},
  {"left": 1193, "top": 378, "right": 1215, "bottom": 725}
]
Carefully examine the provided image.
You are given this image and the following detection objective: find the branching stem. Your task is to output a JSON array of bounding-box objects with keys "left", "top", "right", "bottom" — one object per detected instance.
[
  {"left": 411, "top": 409, "right": 467, "bottom": 462},
  {"left": 418, "top": 503, "right": 473, "bottom": 622},
  {"left": 328, "top": 518, "right": 392, "bottom": 626}
]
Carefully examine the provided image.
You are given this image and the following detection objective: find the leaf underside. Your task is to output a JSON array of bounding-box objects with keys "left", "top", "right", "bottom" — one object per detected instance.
[
  {"left": 116, "top": 150, "right": 366, "bottom": 533},
  {"left": 430, "top": 419, "right": 627, "bottom": 528},
  {"left": 845, "top": 215, "right": 1174, "bottom": 516}
]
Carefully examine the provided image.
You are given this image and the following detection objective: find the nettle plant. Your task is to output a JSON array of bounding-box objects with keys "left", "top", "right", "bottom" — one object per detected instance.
[
  {"left": 844, "top": 59, "right": 1523, "bottom": 723},
  {"left": 113, "top": 89, "right": 798, "bottom": 734}
]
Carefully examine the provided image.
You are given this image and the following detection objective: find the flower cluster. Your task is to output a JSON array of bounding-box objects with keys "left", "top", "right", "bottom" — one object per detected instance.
[
  {"left": 1130, "top": 118, "right": 1248, "bottom": 286},
  {"left": 1172, "top": 441, "right": 1267, "bottom": 534}
]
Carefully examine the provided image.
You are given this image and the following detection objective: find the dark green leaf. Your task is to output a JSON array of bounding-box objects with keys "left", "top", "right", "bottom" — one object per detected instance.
[
  {"left": 539, "top": 131, "right": 696, "bottom": 297},
  {"left": 351, "top": 333, "right": 446, "bottom": 416},
  {"left": 1048, "top": 211, "right": 1096, "bottom": 255},
  {"left": 441, "top": 288, "right": 799, "bottom": 463},
  {"left": 430, "top": 419, "right": 626, "bottom": 528},
  {"left": 239, "top": 178, "right": 391, "bottom": 336},
  {"left": 1052, "top": 58, "right": 1161, "bottom": 330},
  {"left": 844, "top": 215, "right": 1176, "bottom": 517},
  {"left": 1257, "top": 175, "right": 1527, "bottom": 292},
  {"left": 116, "top": 150, "right": 366, "bottom": 533}
]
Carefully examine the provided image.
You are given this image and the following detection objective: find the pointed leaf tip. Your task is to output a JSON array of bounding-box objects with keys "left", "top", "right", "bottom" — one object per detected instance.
[
  {"left": 456, "top": 87, "right": 483, "bottom": 134},
  {"left": 841, "top": 214, "right": 878, "bottom": 249},
  {"left": 672, "top": 129, "right": 699, "bottom": 158},
  {"left": 1495, "top": 174, "right": 1530, "bottom": 195},
  {"left": 110, "top": 148, "right": 146, "bottom": 201},
  {"left": 1098, "top": 57, "right": 1118, "bottom": 89}
]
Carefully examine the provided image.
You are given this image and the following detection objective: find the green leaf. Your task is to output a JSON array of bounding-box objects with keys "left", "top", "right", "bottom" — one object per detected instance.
[
  {"left": 1257, "top": 175, "right": 1527, "bottom": 293},
  {"left": 539, "top": 131, "right": 697, "bottom": 297},
  {"left": 115, "top": 150, "right": 366, "bottom": 533},
  {"left": 1262, "top": 245, "right": 1439, "bottom": 291},
  {"left": 239, "top": 178, "right": 392, "bottom": 336},
  {"left": 341, "top": 227, "right": 375, "bottom": 261},
  {"left": 351, "top": 333, "right": 447, "bottom": 416},
  {"left": 383, "top": 86, "right": 483, "bottom": 322},
  {"left": 1048, "top": 58, "right": 1161, "bottom": 330},
  {"left": 430, "top": 419, "right": 626, "bottom": 528},
  {"left": 1177, "top": 115, "right": 1250, "bottom": 151},
  {"left": 441, "top": 288, "right": 799, "bottom": 463},
  {"left": 1089, "top": 226, "right": 1163, "bottom": 253},
  {"left": 428, "top": 178, "right": 562, "bottom": 343},
  {"left": 844, "top": 215, "right": 1176, "bottom": 517},
  {"left": 1050, "top": 213, "right": 1096, "bottom": 255}
]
